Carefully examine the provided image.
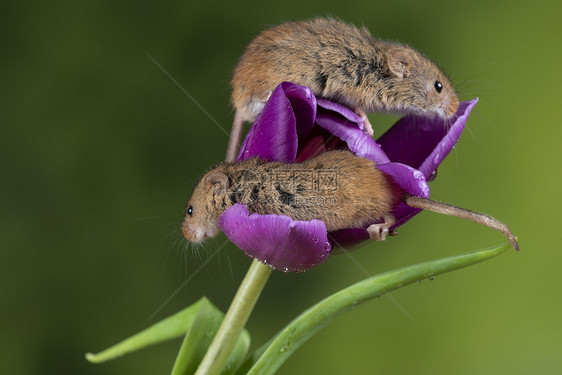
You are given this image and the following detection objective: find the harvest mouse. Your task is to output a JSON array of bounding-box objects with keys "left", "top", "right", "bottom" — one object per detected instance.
[
  {"left": 226, "top": 18, "right": 460, "bottom": 161},
  {"left": 182, "top": 151, "right": 518, "bottom": 251}
]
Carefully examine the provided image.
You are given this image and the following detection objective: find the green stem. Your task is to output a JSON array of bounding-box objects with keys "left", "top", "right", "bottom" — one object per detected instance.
[{"left": 195, "top": 259, "right": 272, "bottom": 375}]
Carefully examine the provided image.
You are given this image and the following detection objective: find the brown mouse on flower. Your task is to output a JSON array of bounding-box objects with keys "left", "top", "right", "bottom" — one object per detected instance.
[
  {"left": 182, "top": 150, "right": 518, "bottom": 251},
  {"left": 227, "top": 18, "right": 459, "bottom": 161}
]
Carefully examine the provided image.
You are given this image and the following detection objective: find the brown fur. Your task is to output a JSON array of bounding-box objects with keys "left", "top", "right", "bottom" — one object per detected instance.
[
  {"left": 231, "top": 18, "right": 459, "bottom": 122},
  {"left": 182, "top": 151, "right": 400, "bottom": 242}
]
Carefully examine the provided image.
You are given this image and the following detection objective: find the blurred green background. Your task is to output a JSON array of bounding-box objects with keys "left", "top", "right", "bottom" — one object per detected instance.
[{"left": 1, "top": 0, "right": 560, "bottom": 374}]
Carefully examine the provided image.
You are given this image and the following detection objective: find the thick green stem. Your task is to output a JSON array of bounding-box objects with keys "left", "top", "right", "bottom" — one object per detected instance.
[{"left": 195, "top": 259, "right": 272, "bottom": 375}]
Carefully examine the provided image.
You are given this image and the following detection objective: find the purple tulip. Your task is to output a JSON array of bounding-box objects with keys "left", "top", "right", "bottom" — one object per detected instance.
[{"left": 218, "top": 82, "right": 478, "bottom": 272}]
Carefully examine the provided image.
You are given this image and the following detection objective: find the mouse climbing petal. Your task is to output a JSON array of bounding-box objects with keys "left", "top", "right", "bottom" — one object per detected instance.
[{"left": 218, "top": 204, "right": 332, "bottom": 272}]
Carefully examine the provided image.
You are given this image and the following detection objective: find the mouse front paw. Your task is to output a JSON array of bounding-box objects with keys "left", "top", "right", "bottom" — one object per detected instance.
[
  {"left": 354, "top": 108, "right": 374, "bottom": 136},
  {"left": 367, "top": 215, "right": 395, "bottom": 242},
  {"left": 362, "top": 116, "right": 374, "bottom": 137}
]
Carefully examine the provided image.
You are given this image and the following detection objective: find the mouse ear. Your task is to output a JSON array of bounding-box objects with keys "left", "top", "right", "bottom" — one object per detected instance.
[
  {"left": 206, "top": 172, "right": 229, "bottom": 196},
  {"left": 387, "top": 46, "right": 413, "bottom": 79}
]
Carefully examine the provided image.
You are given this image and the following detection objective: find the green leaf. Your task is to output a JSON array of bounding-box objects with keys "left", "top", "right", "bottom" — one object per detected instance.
[
  {"left": 86, "top": 297, "right": 206, "bottom": 364},
  {"left": 242, "top": 243, "right": 512, "bottom": 375},
  {"left": 171, "top": 299, "right": 250, "bottom": 375},
  {"left": 85, "top": 296, "right": 250, "bottom": 373}
]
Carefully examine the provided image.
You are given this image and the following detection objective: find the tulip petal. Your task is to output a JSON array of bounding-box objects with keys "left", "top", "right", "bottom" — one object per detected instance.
[
  {"left": 237, "top": 86, "right": 298, "bottom": 163},
  {"left": 328, "top": 229, "right": 370, "bottom": 253},
  {"left": 315, "top": 111, "right": 390, "bottom": 164},
  {"left": 317, "top": 99, "right": 364, "bottom": 128},
  {"left": 219, "top": 204, "right": 332, "bottom": 273},
  {"left": 281, "top": 82, "right": 317, "bottom": 141},
  {"left": 237, "top": 83, "right": 316, "bottom": 163},
  {"left": 376, "top": 162, "right": 429, "bottom": 229},
  {"left": 376, "top": 99, "right": 478, "bottom": 179}
]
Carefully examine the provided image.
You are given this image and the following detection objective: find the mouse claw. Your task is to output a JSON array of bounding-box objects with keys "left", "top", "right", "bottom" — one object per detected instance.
[
  {"left": 367, "top": 215, "right": 396, "bottom": 242},
  {"left": 363, "top": 116, "right": 374, "bottom": 137},
  {"left": 355, "top": 108, "right": 374, "bottom": 136}
]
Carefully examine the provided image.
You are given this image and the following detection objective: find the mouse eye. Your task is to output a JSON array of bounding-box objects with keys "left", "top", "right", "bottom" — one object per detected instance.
[
  {"left": 187, "top": 205, "right": 193, "bottom": 217},
  {"left": 434, "top": 81, "right": 443, "bottom": 93}
]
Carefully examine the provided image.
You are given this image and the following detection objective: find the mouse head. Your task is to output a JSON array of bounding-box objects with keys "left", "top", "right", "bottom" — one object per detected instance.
[
  {"left": 385, "top": 44, "right": 459, "bottom": 118},
  {"left": 182, "top": 169, "right": 229, "bottom": 243}
]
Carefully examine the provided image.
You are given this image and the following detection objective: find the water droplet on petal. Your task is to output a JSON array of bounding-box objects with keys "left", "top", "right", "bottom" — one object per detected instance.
[{"left": 428, "top": 169, "right": 438, "bottom": 182}]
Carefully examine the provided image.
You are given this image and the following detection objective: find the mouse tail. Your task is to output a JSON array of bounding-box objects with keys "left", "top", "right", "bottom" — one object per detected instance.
[
  {"left": 403, "top": 195, "right": 519, "bottom": 250},
  {"left": 226, "top": 110, "right": 245, "bottom": 162}
]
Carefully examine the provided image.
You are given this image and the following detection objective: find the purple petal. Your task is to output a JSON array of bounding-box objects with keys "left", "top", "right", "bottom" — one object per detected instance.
[
  {"left": 237, "top": 83, "right": 316, "bottom": 163},
  {"left": 376, "top": 99, "right": 478, "bottom": 180},
  {"left": 295, "top": 136, "right": 327, "bottom": 163},
  {"left": 281, "top": 82, "right": 317, "bottom": 141},
  {"left": 218, "top": 204, "right": 332, "bottom": 273},
  {"left": 317, "top": 98, "right": 364, "bottom": 128},
  {"left": 315, "top": 111, "right": 390, "bottom": 164},
  {"left": 237, "top": 86, "right": 297, "bottom": 163},
  {"left": 328, "top": 229, "right": 370, "bottom": 254},
  {"left": 376, "top": 162, "right": 429, "bottom": 229}
]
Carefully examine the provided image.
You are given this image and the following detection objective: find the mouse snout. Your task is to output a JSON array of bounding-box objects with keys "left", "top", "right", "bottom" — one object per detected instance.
[
  {"left": 446, "top": 94, "right": 460, "bottom": 117},
  {"left": 438, "top": 90, "right": 459, "bottom": 118},
  {"left": 182, "top": 220, "right": 221, "bottom": 243},
  {"left": 182, "top": 221, "right": 207, "bottom": 243}
]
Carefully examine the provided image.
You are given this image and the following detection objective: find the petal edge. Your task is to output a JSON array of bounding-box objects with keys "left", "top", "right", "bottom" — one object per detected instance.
[{"left": 219, "top": 204, "right": 332, "bottom": 272}]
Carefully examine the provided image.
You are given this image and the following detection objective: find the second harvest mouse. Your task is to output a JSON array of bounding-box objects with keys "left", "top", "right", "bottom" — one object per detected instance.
[{"left": 227, "top": 18, "right": 459, "bottom": 161}]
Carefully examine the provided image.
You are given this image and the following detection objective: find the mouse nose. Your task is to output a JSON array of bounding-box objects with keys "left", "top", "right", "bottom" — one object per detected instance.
[{"left": 182, "top": 222, "right": 201, "bottom": 242}]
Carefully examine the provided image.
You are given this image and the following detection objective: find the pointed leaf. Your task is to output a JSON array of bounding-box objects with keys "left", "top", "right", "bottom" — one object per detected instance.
[{"left": 85, "top": 296, "right": 250, "bottom": 372}]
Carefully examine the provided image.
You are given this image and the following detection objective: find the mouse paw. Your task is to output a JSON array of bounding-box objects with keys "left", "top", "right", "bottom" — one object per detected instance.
[
  {"left": 354, "top": 108, "right": 374, "bottom": 136},
  {"left": 367, "top": 215, "right": 396, "bottom": 242},
  {"left": 367, "top": 223, "right": 389, "bottom": 241},
  {"left": 362, "top": 116, "right": 374, "bottom": 137}
]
